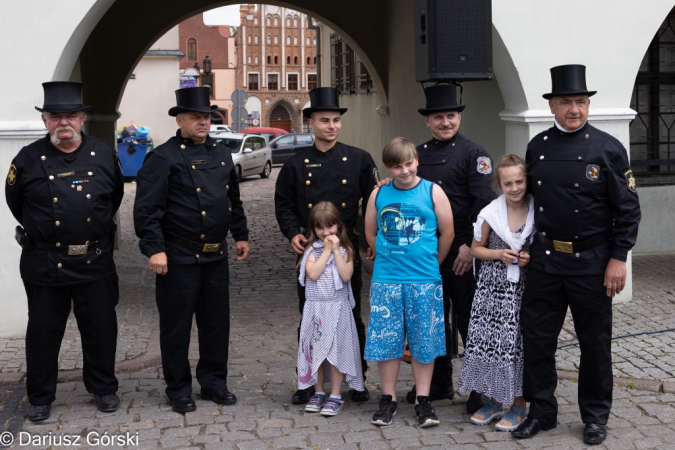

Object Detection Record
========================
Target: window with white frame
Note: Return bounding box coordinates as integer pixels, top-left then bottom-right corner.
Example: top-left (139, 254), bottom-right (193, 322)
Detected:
top-left (274, 35), bottom-right (278, 44)
top-left (293, 36), bottom-right (298, 46)
top-left (267, 73), bottom-right (279, 90)
top-left (288, 73), bottom-right (298, 90)
top-left (266, 16), bottom-right (271, 26)
top-left (254, 35), bottom-right (258, 44)
top-left (307, 73), bottom-right (317, 90)
top-left (248, 73), bottom-right (259, 90)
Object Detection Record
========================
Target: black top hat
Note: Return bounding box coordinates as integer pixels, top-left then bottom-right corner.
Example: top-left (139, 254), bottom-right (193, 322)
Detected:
top-left (543, 64), bottom-right (597, 100)
top-left (418, 83), bottom-right (465, 115)
top-left (35, 82), bottom-right (92, 113)
top-left (303, 87), bottom-right (348, 118)
top-left (168, 87), bottom-right (218, 116)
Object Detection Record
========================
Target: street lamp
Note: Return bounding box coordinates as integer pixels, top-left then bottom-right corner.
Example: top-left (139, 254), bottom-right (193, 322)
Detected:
top-left (203, 56), bottom-right (212, 75)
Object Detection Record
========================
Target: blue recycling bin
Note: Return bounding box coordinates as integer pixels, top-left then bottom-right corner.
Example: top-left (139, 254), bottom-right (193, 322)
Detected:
top-left (117, 137), bottom-right (151, 178)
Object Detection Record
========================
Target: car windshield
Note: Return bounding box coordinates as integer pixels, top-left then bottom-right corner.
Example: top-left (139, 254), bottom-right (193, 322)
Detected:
top-left (215, 138), bottom-right (242, 153)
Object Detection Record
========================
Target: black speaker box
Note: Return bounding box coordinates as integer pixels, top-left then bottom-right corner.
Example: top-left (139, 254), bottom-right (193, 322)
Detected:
top-left (414, 0), bottom-right (493, 82)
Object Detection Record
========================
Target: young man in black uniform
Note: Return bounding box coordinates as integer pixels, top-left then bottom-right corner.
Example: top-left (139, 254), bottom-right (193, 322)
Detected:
top-left (275, 87), bottom-right (378, 405)
top-left (405, 84), bottom-right (496, 413)
top-left (512, 65), bottom-right (641, 445)
top-left (134, 87), bottom-right (250, 413)
top-left (6, 82), bottom-right (124, 422)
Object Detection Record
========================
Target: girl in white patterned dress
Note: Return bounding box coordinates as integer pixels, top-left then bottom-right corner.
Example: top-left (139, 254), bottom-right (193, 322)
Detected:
top-left (297, 201), bottom-right (364, 417)
top-left (458, 155), bottom-right (535, 431)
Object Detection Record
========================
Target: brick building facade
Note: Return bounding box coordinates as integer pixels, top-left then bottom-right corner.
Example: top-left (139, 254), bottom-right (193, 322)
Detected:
top-left (178, 13), bottom-right (236, 124)
top-left (234, 4), bottom-right (317, 132)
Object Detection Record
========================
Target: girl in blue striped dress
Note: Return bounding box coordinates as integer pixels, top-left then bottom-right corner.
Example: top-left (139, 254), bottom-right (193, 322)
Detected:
top-left (297, 201), bottom-right (364, 417)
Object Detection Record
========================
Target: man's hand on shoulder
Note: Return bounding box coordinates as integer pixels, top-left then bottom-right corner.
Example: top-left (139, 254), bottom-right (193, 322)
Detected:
top-left (149, 252), bottom-right (168, 275)
top-left (604, 258), bottom-right (626, 297)
top-left (291, 234), bottom-right (307, 255)
top-left (375, 177), bottom-right (392, 189)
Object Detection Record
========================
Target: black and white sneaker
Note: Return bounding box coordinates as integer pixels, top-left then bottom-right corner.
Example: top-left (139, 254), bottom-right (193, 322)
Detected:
top-left (371, 395), bottom-right (397, 426)
top-left (415, 396), bottom-right (440, 428)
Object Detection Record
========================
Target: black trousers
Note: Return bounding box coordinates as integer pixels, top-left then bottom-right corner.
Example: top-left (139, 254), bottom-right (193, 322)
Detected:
top-left (24, 274), bottom-right (119, 405)
top-left (156, 260), bottom-right (231, 399)
top-left (521, 268), bottom-right (613, 425)
top-left (297, 235), bottom-right (368, 378)
top-left (430, 247), bottom-right (477, 390)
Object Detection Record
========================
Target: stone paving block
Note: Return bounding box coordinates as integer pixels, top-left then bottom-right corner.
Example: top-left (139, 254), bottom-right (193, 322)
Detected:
top-left (270, 434), bottom-right (308, 448)
top-left (203, 443), bottom-right (235, 450)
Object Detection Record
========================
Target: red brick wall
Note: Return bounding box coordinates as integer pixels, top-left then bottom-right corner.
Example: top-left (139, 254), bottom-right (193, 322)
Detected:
top-left (178, 13), bottom-right (232, 70)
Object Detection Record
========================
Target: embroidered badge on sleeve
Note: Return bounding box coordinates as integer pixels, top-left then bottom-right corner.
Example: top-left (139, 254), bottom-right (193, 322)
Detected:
top-left (624, 169), bottom-right (637, 192)
top-left (476, 157), bottom-right (492, 175)
top-left (6, 164), bottom-right (17, 186)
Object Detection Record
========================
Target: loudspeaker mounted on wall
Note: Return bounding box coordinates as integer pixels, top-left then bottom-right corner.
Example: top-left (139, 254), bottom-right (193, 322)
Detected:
top-left (414, 0), bottom-right (493, 82)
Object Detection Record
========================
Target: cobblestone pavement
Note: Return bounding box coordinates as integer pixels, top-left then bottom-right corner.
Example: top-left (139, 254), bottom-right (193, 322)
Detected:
top-left (0, 168), bottom-right (674, 449)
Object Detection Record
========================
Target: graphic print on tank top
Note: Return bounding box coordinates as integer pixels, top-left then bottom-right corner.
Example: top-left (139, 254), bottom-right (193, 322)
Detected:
top-left (379, 202), bottom-right (426, 254)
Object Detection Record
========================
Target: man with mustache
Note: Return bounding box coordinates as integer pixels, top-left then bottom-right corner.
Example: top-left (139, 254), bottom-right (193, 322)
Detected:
top-left (134, 87), bottom-right (249, 413)
top-left (5, 82), bottom-right (124, 421)
top-left (275, 87), bottom-right (378, 405)
top-left (405, 83), bottom-right (496, 413)
top-left (512, 65), bottom-right (641, 445)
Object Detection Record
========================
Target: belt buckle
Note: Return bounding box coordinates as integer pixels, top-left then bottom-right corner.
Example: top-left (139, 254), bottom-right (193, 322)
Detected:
top-left (202, 243), bottom-right (221, 253)
top-left (68, 244), bottom-right (88, 256)
top-left (553, 240), bottom-right (573, 254)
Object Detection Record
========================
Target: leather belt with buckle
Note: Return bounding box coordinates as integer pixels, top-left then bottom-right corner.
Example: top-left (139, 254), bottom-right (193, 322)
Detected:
top-left (165, 232), bottom-right (224, 253)
top-left (28, 236), bottom-right (110, 255)
top-left (539, 233), bottom-right (609, 254)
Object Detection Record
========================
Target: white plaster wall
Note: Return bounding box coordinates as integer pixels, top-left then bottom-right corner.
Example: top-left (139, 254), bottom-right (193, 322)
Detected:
top-left (633, 186), bottom-right (675, 254)
top-left (118, 58), bottom-right (179, 146)
top-left (118, 27), bottom-right (180, 147)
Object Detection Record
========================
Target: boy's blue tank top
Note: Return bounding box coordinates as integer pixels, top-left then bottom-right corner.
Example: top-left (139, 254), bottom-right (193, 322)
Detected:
top-left (373, 178), bottom-right (441, 283)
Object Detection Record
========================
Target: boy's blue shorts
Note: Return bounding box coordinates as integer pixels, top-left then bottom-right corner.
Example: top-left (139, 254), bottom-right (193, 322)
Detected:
top-left (364, 282), bottom-right (446, 364)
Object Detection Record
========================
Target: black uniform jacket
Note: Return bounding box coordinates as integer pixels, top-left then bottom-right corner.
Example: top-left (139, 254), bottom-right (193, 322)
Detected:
top-left (417, 133), bottom-right (496, 248)
top-left (274, 142), bottom-right (378, 240)
top-left (134, 131), bottom-right (249, 265)
top-left (5, 133), bottom-right (124, 286)
top-left (526, 122), bottom-right (641, 275)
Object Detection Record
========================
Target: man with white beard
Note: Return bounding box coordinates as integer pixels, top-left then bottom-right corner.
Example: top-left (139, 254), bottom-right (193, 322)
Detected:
top-left (5, 82), bottom-right (124, 422)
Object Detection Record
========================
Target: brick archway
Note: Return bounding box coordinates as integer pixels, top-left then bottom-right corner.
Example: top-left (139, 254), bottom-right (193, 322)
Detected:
top-left (265, 99), bottom-right (298, 132)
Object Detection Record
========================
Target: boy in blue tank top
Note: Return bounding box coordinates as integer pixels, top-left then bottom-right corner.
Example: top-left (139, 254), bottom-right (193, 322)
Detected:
top-left (364, 137), bottom-right (455, 428)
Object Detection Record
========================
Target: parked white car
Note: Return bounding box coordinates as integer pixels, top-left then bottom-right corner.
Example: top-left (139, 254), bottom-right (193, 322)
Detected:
top-left (209, 124), bottom-right (232, 134)
top-left (210, 132), bottom-right (272, 179)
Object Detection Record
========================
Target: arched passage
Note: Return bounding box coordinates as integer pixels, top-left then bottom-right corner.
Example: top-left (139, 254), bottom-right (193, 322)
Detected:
top-left (267, 102), bottom-right (293, 131)
top-left (63, 0), bottom-right (390, 148)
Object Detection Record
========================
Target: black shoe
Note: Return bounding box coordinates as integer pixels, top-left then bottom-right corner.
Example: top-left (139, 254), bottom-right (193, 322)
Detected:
top-left (466, 390), bottom-right (487, 414)
top-left (415, 396), bottom-right (440, 428)
top-left (349, 387), bottom-right (370, 402)
top-left (94, 394), bottom-right (120, 413)
top-left (406, 384), bottom-right (455, 404)
top-left (583, 423), bottom-right (607, 445)
top-left (26, 404), bottom-right (51, 422)
top-left (291, 387), bottom-right (315, 405)
top-left (371, 395), bottom-right (397, 426)
top-left (169, 396), bottom-right (196, 413)
top-left (511, 417), bottom-right (556, 439)
top-left (201, 388), bottom-right (237, 405)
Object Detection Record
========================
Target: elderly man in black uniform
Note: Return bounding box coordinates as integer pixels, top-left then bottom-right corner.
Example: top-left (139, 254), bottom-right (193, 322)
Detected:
top-left (275, 87), bottom-right (378, 405)
top-left (5, 82), bottom-right (123, 422)
top-left (134, 87), bottom-right (249, 413)
top-left (511, 65), bottom-right (641, 445)
top-left (403, 84), bottom-right (495, 413)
